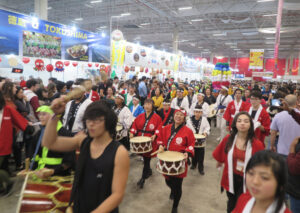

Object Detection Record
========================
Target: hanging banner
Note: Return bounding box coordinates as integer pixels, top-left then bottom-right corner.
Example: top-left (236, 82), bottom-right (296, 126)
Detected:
top-left (249, 49), bottom-right (264, 69)
top-left (110, 30), bottom-right (126, 78)
top-left (0, 9), bottom-right (110, 62)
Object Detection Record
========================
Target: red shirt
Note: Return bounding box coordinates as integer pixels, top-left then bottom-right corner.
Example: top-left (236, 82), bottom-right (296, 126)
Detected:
top-left (233, 146), bottom-right (246, 176)
top-left (233, 192), bottom-right (291, 213)
top-left (223, 101), bottom-right (250, 128)
top-left (0, 106), bottom-right (28, 156)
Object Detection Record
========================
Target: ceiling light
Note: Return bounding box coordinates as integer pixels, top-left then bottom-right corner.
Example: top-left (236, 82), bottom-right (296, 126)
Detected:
top-left (98, 26), bottom-right (107, 29)
top-left (257, 0), bottom-right (275, 2)
top-left (74, 17), bottom-right (83, 21)
top-left (191, 19), bottom-right (203, 22)
top-left (213, 33), bottom-right (226, 36)
top-left (90, 0), bottom-right (102, 3)
top-left (263, 14), bottom-right (277, 17)
top-left (121, 13), bottom-right (131, 16)
top-left (47, 7), bottom-right (52, 10)
top-left (178, 6), bottom-right (192, 11)
top-left (140, 23), bottom-right (150, 26)
top-left (71, 26), bottom-right (77, 31)
top-left (242, 32), bottom-right (259, 36)
top-left (216, 56), bottom-right (224, 59)
top-left (265, 37), bottom-right (275, 39)
top-left (101, 32), bottom-right (106, 38)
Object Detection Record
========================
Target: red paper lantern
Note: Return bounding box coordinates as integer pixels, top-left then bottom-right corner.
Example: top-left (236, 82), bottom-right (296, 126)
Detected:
top-left (105, 65), bottom-right (111, 73)
top-left (145, 68), bottom-right (148, 73)
top-left (167, 70), bottom-right (171, 75)
top-left (95, 63), bottom-right (99, 67)
top-left (72, 62), bottom-right (78, 67)
top-left (140, 67), bottom-right (144, 72)
top-left (22, 57), bottom-right (30, 64)
top-left (88, 63), bottom-right (92, 67)
top-left (34, 59), bottom-right (45, 71)
top-left (46, 64), bottom-right (54, 72)
top-left (124, 66), bottom-right (130, 73)
top-left (64, 61), bottom-right (70, 66)
top-left (0, 57), bottom-right (1, 63)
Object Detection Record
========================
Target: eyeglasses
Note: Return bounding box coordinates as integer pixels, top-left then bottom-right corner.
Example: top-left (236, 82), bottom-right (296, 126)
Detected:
top-left (86, 118), bottom-right (105, 125)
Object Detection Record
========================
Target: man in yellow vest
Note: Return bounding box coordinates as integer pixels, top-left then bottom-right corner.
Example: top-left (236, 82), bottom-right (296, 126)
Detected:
top-left (29, 105), bottom-right (75, 178)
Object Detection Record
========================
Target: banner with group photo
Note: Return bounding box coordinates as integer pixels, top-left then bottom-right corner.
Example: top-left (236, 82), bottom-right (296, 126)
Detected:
top-left (249, 49), bottom-right (264, 69)
top-left (0, 9), bottom-right (110, 63)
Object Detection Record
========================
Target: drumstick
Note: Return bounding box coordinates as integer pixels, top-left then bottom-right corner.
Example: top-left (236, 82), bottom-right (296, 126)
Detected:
top-left (63, 86), bottom-right (86, 102)
top-left (151, 150), bottom-right (161, 156)
top-left (16, 158), bottom-right (30, 213)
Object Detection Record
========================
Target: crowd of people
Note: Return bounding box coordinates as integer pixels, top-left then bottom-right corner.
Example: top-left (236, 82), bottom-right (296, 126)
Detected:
top-left (0, 74), bottom-right (299, 213)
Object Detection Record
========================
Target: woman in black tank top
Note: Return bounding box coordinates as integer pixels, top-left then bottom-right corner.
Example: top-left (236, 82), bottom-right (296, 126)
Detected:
top-left (42, 100), bottom-right (130, 213)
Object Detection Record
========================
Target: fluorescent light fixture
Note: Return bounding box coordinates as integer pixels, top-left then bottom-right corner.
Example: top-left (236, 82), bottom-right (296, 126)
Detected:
top-left (90, 0), bottom-right (102, 3)
top-left (74, 17), bottom-right (83, 21)
top-left (140, 23), bottom-right (150, 26)
top-left (265, 37), bottom-right (275, 39)
top-left (242, 32), bottom-right (259, 36)
top-left (98, 26), bottom-right (107, 29)
top-left (213, 33), bottom-right (226, 36)
top-left (257, 0), bottom-right (275, 2)
top-left (263, 14), bottom-right (277, 17)
top-left (216, 56), bottom-right (224, 59)
top-left (191, 19), bottom-right (203, 22)
top-left (266, 41), bottom-right (275, 44)
top-left (178, 6), bottom-right (192, 10)
top-left (47, 7), bottom-right (52, 10)
top-left (121, 13), bottom-right (131, 16)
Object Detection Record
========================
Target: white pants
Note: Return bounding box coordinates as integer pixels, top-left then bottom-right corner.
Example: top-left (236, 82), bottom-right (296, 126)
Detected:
top-left (217, 115), bottom-right (227, 140)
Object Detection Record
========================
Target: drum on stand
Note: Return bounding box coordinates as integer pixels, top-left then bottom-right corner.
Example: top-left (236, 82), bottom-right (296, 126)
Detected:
top-left (194, 134), bottom-right (206, 148)
top-left (130, 136), bottom-right (152, 154)
top-left (116, 124), bottom-right (124, 141)
top-left (156, 151), bottom-right (185, 176)
top-left (18, 176), bottom-right (73, 213)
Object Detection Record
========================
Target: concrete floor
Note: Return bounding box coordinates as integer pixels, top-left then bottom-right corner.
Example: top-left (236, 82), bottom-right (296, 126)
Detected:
top-left (0, 127), bottom-right (227, 213)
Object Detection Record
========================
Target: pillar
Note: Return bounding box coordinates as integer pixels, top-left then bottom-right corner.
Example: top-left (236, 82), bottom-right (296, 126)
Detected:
top-left (298, 52), bottom-right (300, 76)
top-left (285, 57), bottom-right (289, 75)
top-left (289, 53), bottom-right (294, 75)
top-left (35, 0), bottom-right (48, 20)
top-left (210, 53), bottom-right (214, 64)
top-left (172, 27), bottom-right (179, 54)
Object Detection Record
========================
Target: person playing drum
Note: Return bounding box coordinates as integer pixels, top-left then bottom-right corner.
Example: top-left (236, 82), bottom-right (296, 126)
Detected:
top-left (157, 99), bottom-right (175, 127)
top-left (186, 105), bottom-right (210, 175)
top-left (42, 100), bottom-right (130, 213)
top-left (156, 109), bottom-right (195, 213)
top-left (130, 98), bottom-right (162, 189)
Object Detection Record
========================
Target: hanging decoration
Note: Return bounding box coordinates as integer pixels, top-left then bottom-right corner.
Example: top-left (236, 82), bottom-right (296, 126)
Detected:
top-left (88, 63), bottom-right (92, 67)
top-left (46, 64), bottom-right (54, 72)
top-left (167, 70), bottom-right (171, 75)
top-left (34, 59), bottom-right (45, 71)
top-left (22, 57), bottom-right (30, 64)
top-left (64, 61), bottom-right (70, 66)
top-left (100, 65), bottom-right (106, 72)
top-left (130, 66), bottom-right (135, 71)
top-left (72, 62), bottom-right (78, 67)
top-left (211, 63), bottom-right (231, 89)
top-left (160, 69), bottom-right (163, 74)
top-left (95, 63), bottom-right (99, 67)
top-left (55, 61), bottom-right (64, 72)
top-left (0, 57), bottom-right (1, 63)
top-left (124, 66), bottom-right (130, 73)
top-left (105, 65), bottom-right (111, 73)
top-left (140, 67), bottom-right (144, 72)
top-left (145, 68), bottom-right (148, 73)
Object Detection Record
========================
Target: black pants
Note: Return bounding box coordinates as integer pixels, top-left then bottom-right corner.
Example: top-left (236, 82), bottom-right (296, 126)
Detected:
top-left (13, 140), bottom-right (24, 168)
top-left (226, 174), bottom-right (244, 213)
top-left (140, 97), bottom-right (147, 106)
top-left (192, 147), bottom-right (205, 172)
top-left (165, 177), bottom-right (183, 209)
top-left (142, 156), bottom-right (151, 179)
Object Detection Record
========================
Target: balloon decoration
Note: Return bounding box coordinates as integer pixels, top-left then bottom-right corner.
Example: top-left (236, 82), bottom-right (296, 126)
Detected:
top-left (105, 65), bottom-right (111, 73)
top-left (211, 63), bottom-right (231, 89)
top-left (64, 61), bottom-right (70, 66)
top-left (100, 65), bottom-right (106, 72)
top-left (124, 66), bottom-right (130, 73)
top-left (55, 61), bottom-right (64, 72)
top-left (22, 57), bottom-right (30, 64)
top-left (46, 64), bottom-right (54, 72)
top-left (34, 59), bottom-right (45, 71)
top-left (145, 68), bottom-right (149, 73)
top-left (95, 63), bottom-right (99, 67)
top-left (72, 62), bottom-right (78, 67)
top-left (88, 63), bottom-right (92, 67)
top-left (8, 57), bottom-right (18, 67)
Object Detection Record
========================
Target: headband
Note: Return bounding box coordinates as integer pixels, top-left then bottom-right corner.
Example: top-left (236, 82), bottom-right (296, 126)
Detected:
top-left (116, 94), bottom-right (125, 100)
top-left (36, 105), bottom-right (53, 114)
top-left (175, 109), bottom-right (187, 117)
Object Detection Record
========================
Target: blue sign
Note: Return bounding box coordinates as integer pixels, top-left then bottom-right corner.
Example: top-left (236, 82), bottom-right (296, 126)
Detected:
top-left (0, 9), bottom-right (109, 62)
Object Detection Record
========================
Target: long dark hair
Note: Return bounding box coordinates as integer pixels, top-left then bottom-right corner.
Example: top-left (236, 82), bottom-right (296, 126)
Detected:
top-left (2, 82), bottom-right (15, 101)
top-left (82, 100), bottom-right (118, 140)
top-left (0, 91), bottom-right (5, 110)
top-left (225, 111), bottom-right (255, 153)
top-left (246, 150), bottom-right (287, 213)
